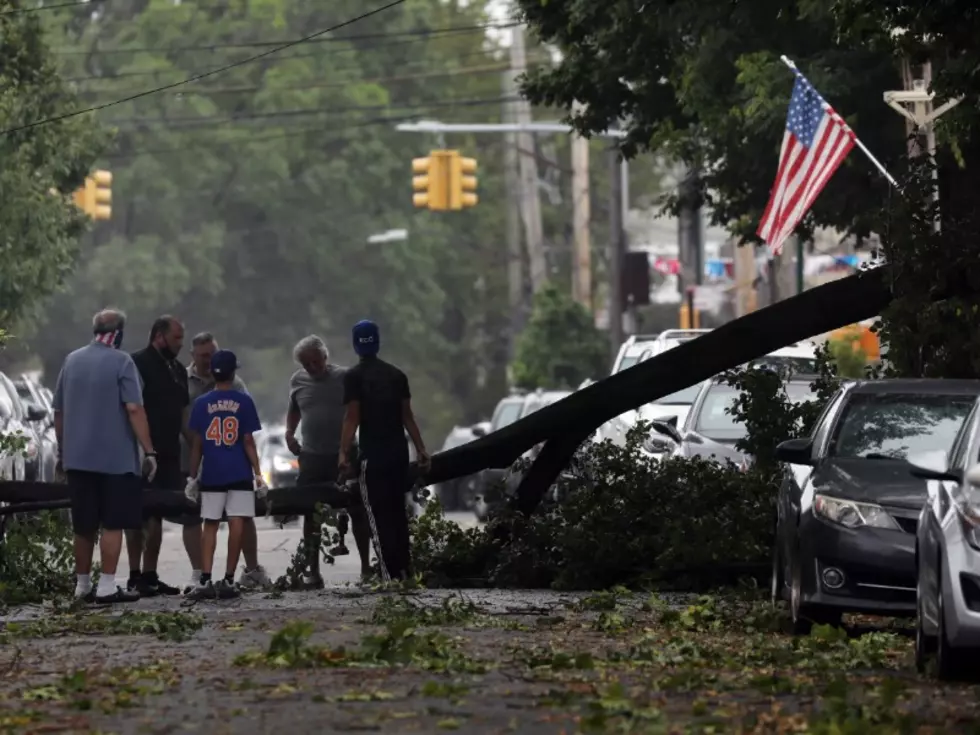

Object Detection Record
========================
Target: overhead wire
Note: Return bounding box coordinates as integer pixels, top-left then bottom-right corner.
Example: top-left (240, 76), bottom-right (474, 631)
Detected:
top-left (0, 0), bottom-right (89, 14)
top-left (60, 32), bottom-right (508, 83)
top-left (0, 0), bottom-right (408, 135)
top-left (103, 96), bottom-right (518, 128)
top-left (50, 21), bottom-right (518, 55)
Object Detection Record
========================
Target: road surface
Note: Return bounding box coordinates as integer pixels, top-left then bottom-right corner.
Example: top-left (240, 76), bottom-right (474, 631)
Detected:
top-left (128, 511), bottom-right (480, 587)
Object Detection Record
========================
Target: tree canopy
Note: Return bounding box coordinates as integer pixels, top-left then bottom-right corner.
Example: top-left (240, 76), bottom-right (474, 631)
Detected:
top-left (514, 0), bottom-right (908, 242)
top-left (0, 0), bottom-right (106, 325)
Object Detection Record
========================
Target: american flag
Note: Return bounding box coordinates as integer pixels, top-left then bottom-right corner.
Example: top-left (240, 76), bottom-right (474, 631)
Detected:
top-left (757, 73), bottom-right (856, 255)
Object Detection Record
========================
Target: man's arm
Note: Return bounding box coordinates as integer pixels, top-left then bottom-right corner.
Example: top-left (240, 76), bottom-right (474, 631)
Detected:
top-left (284, 387), bottom-right (301, 454)
top-left (399, 373), bottom-right (427, 458)
top-left (188, 433), bottom-right (203, 479)
top-left (340, 370), bottom-right (361, 462)
top-left (120, 358), bottom-right (155, 455)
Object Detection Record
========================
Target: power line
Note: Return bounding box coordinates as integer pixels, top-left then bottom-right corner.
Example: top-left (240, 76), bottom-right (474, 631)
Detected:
top-left (105, 96), bottom-right (517, 128)
top-left (51, 21), bottom-right (517, 55)
top-left (1, 0), bottom-right (89, 14)
top-left (73, 63), bottom-right (508, 99)
top-left (0, 0), bottom-right (407, 136)
top-left (61, 33), bottom-right (509, 83)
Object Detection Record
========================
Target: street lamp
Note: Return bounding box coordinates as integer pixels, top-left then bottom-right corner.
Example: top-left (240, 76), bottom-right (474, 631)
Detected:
top-left (367, 229), bottom-right (408, 244)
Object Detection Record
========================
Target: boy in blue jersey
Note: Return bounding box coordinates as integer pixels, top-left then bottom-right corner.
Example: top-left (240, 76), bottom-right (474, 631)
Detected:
top-left (184, 350), bottom-right (266, 600)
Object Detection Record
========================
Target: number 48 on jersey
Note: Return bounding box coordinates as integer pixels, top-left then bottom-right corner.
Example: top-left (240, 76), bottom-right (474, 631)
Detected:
top-left (206, 416), bottom-right (239, 446)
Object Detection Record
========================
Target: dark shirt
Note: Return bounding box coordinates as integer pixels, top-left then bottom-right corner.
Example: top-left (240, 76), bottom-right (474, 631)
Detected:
top-left (132, 346), bottom-right (189, 461)
top-left (343, 356), bottom-right (409, 463)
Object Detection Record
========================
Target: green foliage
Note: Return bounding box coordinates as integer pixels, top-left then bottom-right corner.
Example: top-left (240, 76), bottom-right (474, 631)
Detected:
top-left (510, 282), bottom-right (607, 390)
top-left (0, 1), bottom-right (107, 324)
top-left (412, 423), bottom-right (778, 591)
top-left (514, 0), bottom-right (906, 242)
top-left (869, 158), bottom-right (980, 379)
top-left (828, 338), bottom-right (868, 379)
top-left (0, 512), bottom-right (74, 607)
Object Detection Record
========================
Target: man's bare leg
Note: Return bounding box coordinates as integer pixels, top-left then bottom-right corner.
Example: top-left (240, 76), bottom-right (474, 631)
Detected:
top-left (226, 517), bottom-right (245, 579)
top-left (124, 528), bottom-right (144, 576)
top-left (100, 529), bottom-right (123, 575)
top-left (74, 534), bottom-right (96, 575)
top-left (242, 518), bottom-right (258, 569)
top-left (141, 517), bottom-right (163, 572)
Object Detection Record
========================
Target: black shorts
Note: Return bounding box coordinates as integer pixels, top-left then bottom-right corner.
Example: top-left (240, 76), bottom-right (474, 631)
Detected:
top-left (145, 457), bottom-right (199, 526)
top-left (68, 470), bottom-right (143, 535)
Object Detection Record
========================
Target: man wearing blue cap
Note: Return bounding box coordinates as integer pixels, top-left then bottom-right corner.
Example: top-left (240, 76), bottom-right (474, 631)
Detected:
top-left (184, 349), bottom-right (267, 600)
top-left (339, 320), bottom-right (430, 581)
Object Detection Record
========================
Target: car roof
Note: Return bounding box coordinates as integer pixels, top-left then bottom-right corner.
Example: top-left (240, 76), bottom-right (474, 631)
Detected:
top-left (847, 379), bottom-right (980, 395)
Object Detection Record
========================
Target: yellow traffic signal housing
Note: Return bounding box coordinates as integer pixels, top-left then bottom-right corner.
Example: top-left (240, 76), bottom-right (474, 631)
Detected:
top-left (412, 153), bottom-right (450, 211)
top-left (72, 169), bottom-right (112, 220)
top-left (449, 154), bottom-right (478, 210)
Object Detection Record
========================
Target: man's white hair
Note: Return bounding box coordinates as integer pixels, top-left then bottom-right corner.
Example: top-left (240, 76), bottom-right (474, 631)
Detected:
top-left (293, 335), bottom-right (329, 362)
top-left (92, 307), bottom-right (126, 334)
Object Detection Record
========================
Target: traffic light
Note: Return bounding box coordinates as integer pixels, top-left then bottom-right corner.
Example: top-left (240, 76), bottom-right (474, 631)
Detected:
top-left (72, 169), bottom-right (112, 220)
top-left (449, 153), bottom-right (477, 209)
top-left (412, 150), bottom-right (477, 211)
top-left (412, 152), bottom-right (449, 211)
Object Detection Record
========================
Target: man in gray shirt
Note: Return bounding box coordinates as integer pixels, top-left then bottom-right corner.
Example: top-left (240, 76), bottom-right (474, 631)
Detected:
top-left (53, 308), bottom-right (157, 605)
top-left (286, 335), bottom-right (369, 587)
top-left (182, 331), bottom-right (270, 591)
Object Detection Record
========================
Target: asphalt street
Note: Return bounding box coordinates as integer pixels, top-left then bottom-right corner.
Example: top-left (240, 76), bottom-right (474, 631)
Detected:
top-left (125, 511), bottom-right (481, 587)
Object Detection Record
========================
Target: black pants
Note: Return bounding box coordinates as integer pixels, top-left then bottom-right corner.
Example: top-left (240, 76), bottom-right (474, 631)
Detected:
top-left (361, 456), bottom-right (411, 580)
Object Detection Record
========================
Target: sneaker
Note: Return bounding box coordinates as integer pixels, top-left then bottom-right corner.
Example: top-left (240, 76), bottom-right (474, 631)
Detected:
top-left (238, 565), bottom-right (272, 591)
top-left (136, 573), bottom-right (180, 597)
top-left (95, 586), bottom-right (140, 605)
top-left (217, 579), bottom-right (241, 599)
top-left (185, 581), bottom-right (218, 601)
top-left (329, 543), bottom-right (350, 556)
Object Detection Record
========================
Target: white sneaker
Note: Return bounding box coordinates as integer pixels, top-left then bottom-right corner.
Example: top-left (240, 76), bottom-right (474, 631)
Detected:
top-left (238, 565), bottom-right (272, 590)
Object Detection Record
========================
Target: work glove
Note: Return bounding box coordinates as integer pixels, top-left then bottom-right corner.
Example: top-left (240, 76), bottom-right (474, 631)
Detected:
top-left (142, 453), bottom-right (158, 483)
top-left (184, 476), bottom-right (200, 503)
top-left (253, 474), bottom-right (268, 499)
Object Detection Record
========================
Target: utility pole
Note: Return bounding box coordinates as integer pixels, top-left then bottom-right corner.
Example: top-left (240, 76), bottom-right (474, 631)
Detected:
top-left (501, 71), bottom-right (526, 353)
top-left (570, 101), bottom-right (591, 309)
top-left (884, 58), bottom-right (961, 230)
top-left (510, 25), bottom-right (547, 291)
top-left (608, 144), bottom-right (625, 359)
top-left (676, 163), bottom-right (703, 297)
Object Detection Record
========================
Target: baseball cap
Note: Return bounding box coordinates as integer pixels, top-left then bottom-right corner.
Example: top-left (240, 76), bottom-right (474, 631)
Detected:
top-left (352, 320), bottom-right (380, 356)
top-left (211, 349), bottom-right (238, 379)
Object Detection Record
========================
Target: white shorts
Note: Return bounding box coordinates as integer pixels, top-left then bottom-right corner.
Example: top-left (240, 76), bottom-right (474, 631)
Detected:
top-left (200, 489), bottom-right (255, 521)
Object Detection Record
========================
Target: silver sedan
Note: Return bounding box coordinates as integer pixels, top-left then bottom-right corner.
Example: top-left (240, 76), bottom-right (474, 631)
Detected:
top-left (910, 399), bottom-right (980, 680)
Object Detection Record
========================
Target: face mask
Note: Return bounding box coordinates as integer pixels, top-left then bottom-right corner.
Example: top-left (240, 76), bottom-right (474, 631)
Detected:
top-left (94, 330), bottom-right (123, 349)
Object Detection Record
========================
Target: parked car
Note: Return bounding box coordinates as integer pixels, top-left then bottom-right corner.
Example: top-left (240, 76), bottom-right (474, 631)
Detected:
top-left (474, 389), bottom-right (571, 521)
top-left (745, 341), bottom-right (820, 375)
top-left (435, 422), bottom-right (489, 511)
top-left (908, 397), bottom-right (980, 679)
top-left (13, 376), bottom-right (58, 482)
top-left (772, 379), bottom-right (980, 633)
top-left (0, 372), bottom-right (31, 481)
top-left (647, 375), bottom-right (816, 464)
top-left (611, 333), bottom-right (662, 374)
top-left (258, 425), bottom-right (299, 490)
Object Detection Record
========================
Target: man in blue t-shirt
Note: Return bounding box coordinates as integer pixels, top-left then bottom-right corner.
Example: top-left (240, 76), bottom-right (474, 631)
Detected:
top-left (184, 349), bottom-right (266, 600)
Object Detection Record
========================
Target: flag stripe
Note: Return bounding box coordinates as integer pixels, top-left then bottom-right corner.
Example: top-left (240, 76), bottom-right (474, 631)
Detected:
top-left (756, 73), bottom-right (856, 256)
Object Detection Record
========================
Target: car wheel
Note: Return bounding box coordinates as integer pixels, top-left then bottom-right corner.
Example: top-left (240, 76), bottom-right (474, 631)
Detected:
top-left (915, 575), bottom-right (936, 674)
top-left (936, 572), bottom-right (972, 681)
top-left (789, 553), bottom-right (842, 635)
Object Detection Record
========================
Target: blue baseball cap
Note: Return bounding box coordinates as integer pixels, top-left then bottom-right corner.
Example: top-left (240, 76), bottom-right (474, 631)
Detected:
top-left (352, 320), bottom-right (380, 356)
top-left (211, 349), bottom-right (238, 379)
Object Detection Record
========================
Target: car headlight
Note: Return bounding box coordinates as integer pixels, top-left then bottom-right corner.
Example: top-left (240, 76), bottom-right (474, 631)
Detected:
top-left (272, 454), bottom-right (296, 472)
top-left (813, 493), bottom-right (901, 530)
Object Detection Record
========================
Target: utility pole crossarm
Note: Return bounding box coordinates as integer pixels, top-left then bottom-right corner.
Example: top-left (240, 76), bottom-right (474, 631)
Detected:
top-left (396, 121), bottom-right (628, 138)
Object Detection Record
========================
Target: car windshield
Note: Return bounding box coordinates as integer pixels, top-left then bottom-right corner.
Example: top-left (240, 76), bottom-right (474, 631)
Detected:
top-left (616, 356), bottom-right (640, 373)
top-left (695, 382), bottom-right (816, 442)
top-left (13, 383), bottom-right (31, 401)
top-left (493, 400), bottom-right (524, 430)
top-left (830, 392), bottom-right (975, 460)
top-left (652, 383), bottom-right (703, 406)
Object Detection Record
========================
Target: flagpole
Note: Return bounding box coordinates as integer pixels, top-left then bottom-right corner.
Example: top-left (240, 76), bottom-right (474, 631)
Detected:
top-left (779, 55), bottom-right (899, 189)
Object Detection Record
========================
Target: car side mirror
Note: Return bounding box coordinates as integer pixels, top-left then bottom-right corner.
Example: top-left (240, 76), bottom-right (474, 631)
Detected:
top-left (471, 425), bottom-right (487, 437)
top-left (26, 404), bottom-right (48, 422)
top-left (908, 450), bottom-right (959, 482)
top-left (663, 414), bottom-right (678, 428)
top-left (775, 437), bottom-right (815, 466)
top-left (964, 463), bottom-right (980, 486)
top-left (651, 421), bottom-right (683, 444)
